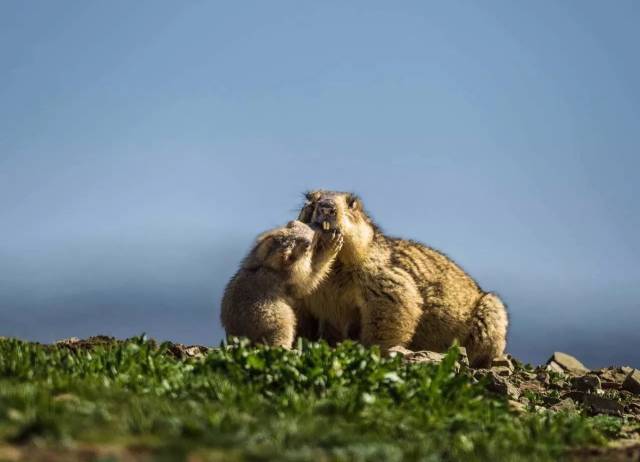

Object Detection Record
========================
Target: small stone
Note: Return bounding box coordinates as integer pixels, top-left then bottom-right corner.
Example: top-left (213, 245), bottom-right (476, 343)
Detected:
top-left (7, 409), bottom-right (23, 421)
top-left (552, 398), bottom-right (577, 412)
top-left (548, 352), bottom-right (589, 375)
top-left (53, 393), bottom-right (79, 403)
top-left (583, 394), bottom-right (625, 416)
top-left (571, 375), bottom-right (602, 392)
top-left (622, 369), bottom-right (640, 395)
top-left (457, 347), bottom-right (469, 367)
top-left (184, 346), bottom-right (207, 358)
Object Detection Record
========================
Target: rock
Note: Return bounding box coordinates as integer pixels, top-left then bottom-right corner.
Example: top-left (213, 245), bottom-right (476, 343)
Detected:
top-left (622, 369), bottom-right (640, 395)
top-left (457, 347), bottom-right (469, 367)
top-left (492, 355), bottom-right (514, 370)
top-left (571, 375), bottom-right (602, 392)
top-left (601, 381), bottom-right (622, 390)
top-left (492, 366), bottom-right (513, 377)
top-left (53, 393), bottom-right (80, 403)
top-left (388, 345), bottom-right (413, 357)
top-left (508, 400), bottom-right (527, 413)
top-left (536, 371), bottom-right (550, 384)
top-left (55, 335), bottom-right (118, 352)
top-left (168, 343), bottom-right (210, 359)
top-left (552, 398), bottom-right (577, 412)
top-left (546, 361), bottom-right (565, 374)
top-left (491, 356), bottom-right (514, 376)
top-left (485, 372), bottom-right (520, 400)
top-left (519, 370), bottom-right (536, 380)
top-left (409, 350), bottom-right (447, 364)
top-left (596, 367), bottom-right (629, 385)
top-left (388, 346), bottom-right (446, 364)
top-left (519, 381), bottom-right (546, 397)
top-left (562, 391), bottom-right (586, 402)
top-left (184, 346), bottom-right (207, 358)
top-left (7, 409), bottom-right (23, 421)
top-left (583, 394), bottom-right (625, 416)
top-left (627, 402), bottom-right (640, 415)
top-left (548, 352), bottom-right (589, 375)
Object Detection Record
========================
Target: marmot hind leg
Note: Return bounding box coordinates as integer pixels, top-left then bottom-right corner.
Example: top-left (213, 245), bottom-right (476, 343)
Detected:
top-left (227, 299), bottom-right (297, 349)
top-left (465, 293), bottom-right (508, 368)
top-left (360, 271), bottom-right (424, 352)
top-left (258, 299), bottom-right (297, 348)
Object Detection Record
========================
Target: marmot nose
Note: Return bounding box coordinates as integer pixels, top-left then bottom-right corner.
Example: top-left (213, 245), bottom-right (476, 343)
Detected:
top-left (318, 201), bottom-right (336, 217)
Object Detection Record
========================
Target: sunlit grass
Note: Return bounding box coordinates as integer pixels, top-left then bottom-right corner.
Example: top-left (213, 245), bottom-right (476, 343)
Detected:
top-left (0, 336), bottom-right (615, 461)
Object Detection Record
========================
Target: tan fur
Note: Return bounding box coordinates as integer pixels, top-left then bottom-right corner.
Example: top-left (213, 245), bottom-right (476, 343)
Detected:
top-left (221, 220), bottom-right (342, 348)
top-left (298, 190), bottom-right (508, 367)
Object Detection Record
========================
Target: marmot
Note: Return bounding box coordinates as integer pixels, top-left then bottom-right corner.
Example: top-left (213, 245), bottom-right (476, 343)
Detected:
top-left (221, 220), bottom-right (343, 348)
top-left (297, 190), bottom-right (508, 367)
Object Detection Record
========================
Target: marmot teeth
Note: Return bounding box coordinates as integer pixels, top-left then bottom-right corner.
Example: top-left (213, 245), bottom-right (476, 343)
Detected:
top-left (323, 221), bottom-right (330, 231)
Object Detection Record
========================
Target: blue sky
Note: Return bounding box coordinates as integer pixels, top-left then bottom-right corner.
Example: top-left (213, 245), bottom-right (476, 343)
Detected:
top-left (1, 1), bottom-right (638, 366)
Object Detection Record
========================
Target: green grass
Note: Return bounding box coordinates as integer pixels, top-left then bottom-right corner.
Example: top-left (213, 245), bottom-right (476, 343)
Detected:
top-left (0, 336), bottom-right (618, 461)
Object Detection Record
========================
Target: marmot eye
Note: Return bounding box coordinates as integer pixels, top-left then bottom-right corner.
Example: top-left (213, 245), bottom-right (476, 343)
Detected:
top-left (301, 240), bottom-right (311, 249)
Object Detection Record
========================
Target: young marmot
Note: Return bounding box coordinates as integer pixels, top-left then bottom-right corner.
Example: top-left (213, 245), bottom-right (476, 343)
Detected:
top-left (220, 220), bottom-right (343, 348)
top-left (298, 190), bottom-right (508, 367)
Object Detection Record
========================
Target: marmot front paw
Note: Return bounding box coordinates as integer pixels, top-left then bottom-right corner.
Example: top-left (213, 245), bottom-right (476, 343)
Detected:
top-left (319, 229), bottom-right (343, 253)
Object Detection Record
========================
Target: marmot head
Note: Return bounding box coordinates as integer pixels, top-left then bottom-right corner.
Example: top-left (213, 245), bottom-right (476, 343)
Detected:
top-left (298, 190), bottom-right (376, 263)
top-left (244, 220), bottom-right (315, 273)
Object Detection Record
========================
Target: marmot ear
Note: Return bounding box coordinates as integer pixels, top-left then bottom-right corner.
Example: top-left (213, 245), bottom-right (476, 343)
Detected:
top-left (254, 234), bottom-right (277, 260)
top-left (255, 229), bottom-right (278, 248)
top-left (305, 190), bottom-right (323, 202)
top-left (347, 194), bottom-right (361, 211)
top-left (299, 192), bottom-right (315, 222)
top-left (243, 233), bottom-right (276, 270)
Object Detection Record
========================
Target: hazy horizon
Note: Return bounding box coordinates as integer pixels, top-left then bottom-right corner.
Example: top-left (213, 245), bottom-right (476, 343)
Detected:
top-left (1, 1), bottom-right (639, 367)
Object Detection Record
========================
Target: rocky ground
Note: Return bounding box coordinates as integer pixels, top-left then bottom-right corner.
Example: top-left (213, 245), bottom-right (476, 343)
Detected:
top-left (389, 345), bottom-right (640, 461)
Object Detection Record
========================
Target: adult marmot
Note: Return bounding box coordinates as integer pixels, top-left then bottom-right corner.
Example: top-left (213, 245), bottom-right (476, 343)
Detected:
top-left (298, 190), bottom-right (508, 367)
top-left (221, 220), bottom-right (342, 348)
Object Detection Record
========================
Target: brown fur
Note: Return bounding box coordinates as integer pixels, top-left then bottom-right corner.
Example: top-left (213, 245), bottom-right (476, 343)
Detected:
top-left (220, 220), bottom-right (342, 348)
top-left (297, 190), bottom-right (508, 367)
